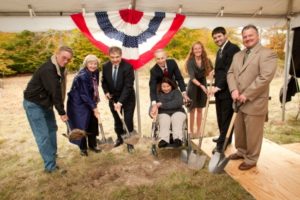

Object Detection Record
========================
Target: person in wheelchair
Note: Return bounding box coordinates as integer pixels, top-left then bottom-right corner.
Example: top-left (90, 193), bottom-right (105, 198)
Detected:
top-left (150, 77), bottom-right (186, 148)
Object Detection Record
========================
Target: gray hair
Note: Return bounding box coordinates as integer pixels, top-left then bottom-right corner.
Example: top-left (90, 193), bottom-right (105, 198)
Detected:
top-left (57, 46), bottom-right (73, 56)
top-left (109, 46), bottom-right (122, 55)
top-left (242, 24), bottom-right (259, 34)
top-left (82, 54), bottom-right (99, 68)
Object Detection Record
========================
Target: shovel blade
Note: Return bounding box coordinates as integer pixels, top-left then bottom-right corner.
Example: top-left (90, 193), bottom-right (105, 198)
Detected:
top-left (208, 152), bottom-right (229, 174)
top-left (107, 137), bottom-right (114, 144)
top-left (180, 149), bottom-right (188, 163)
top-left (99, 143), bottom-right (114, 151)
top-left (187, 152), bottom-right (206, 170)
top-left (123, 133), bottom-right (140, 145)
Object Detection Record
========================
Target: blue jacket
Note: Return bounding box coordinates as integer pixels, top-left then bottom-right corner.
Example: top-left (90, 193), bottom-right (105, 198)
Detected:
top-left (67, 68), bottom-right (99, 130)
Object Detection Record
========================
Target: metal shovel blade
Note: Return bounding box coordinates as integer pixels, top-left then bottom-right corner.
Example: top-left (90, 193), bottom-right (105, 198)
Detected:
top-left (123, 131), bottom-right (140, 145)
top-left (208, 152), bottom-right (229, 174)
top-left (98, 137), bottom-right (114, 151)
top-left (187, 151), bottom-right (207, 170)
top-left (181, 149), bottom-right (188, 163)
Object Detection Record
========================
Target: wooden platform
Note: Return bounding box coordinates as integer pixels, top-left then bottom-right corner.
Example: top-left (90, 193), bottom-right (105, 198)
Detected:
top-left (282, 143), bottom-right (300, 155)
top-left (192, 137), bottom-right (300, 200)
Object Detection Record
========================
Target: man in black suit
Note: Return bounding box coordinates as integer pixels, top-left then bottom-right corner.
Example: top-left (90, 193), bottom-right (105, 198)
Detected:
top-left (211, 27), bottom-right (240, 153)
top-left (149, 49), bottom-right (188, 116)
top-left (101, 46), bottom-right (135, 149)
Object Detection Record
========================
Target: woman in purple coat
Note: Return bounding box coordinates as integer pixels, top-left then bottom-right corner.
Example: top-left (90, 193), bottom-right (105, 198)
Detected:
top-left (67, 55), bottom-right (101, 156)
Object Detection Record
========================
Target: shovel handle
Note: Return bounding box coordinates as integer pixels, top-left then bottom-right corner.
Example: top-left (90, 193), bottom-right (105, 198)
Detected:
top-left (197, 75), bottom-right (214, 147)
top-left (116, 110), bottom-right (130, 135)
top-left (94, 110), bottom-right (107, 142)
top-left (150, 116), bottom-right (157, 137)
top-left (65, 121), bottom-right (71, 136)
top-left (222, 102), bottom-right (242, 152)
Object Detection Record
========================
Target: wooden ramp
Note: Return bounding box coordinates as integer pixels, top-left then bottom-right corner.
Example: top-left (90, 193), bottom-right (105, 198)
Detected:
top-left (192, 137), bottom-right (300, 200)
top-left (282, 143), bottom-right (300, 155)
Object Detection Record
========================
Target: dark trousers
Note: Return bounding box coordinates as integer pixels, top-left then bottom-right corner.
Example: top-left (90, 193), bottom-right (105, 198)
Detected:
top-left (109, 94), bottom-right (136, 140)
top-left (215, 97), bottom-right (234, 148)
top-left (80, 114), bottom-right (99, 150)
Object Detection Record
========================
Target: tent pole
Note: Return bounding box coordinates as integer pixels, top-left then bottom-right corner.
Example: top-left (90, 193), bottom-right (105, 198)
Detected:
top-left (134, 70), bottom-right (142, 135)
top-left (282, 17), bottom-right (294, 121)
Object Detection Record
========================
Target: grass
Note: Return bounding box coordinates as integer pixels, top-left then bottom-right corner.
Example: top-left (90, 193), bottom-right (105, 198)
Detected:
top-left (265, 116), bottom-right (300, 144)
top-left (1, 75), bottom-right (299, 200)
top-left (0, 145), bottom-right (254, 200)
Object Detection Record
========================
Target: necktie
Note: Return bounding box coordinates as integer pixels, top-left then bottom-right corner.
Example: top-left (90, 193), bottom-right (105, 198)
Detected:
top-left (92, 76), bottom-right (100, 102)
top-left (163, 67), bottom-right (169, 77)
top-left (243, 49), bottom-right (251, 64)
top-left (112, 65), bottom-right (118, 87)
top-left (218, 48), bottom-right (222, 58)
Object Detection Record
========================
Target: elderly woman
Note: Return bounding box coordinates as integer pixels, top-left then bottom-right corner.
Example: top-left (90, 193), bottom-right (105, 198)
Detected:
top-left (67, 54), bottom-right (101, 156)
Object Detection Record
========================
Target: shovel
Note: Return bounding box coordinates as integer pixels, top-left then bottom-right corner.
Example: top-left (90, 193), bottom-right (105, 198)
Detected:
top-left (208, 103), bottom-right (241, 174)
top-left (150, 116), bottom-right (158, 157)
top-left (96, 115), bottom-right (114, 151)
top-left (116, 110), bottom-right (140, 146)
top-left (63, 121), bottom-right (87, 141)
top-left (181, 76), bottom-right (214, 169)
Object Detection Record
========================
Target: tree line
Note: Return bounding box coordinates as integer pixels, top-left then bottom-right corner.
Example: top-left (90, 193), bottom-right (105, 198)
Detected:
top-left (0, 27), bottom-right (285, 76)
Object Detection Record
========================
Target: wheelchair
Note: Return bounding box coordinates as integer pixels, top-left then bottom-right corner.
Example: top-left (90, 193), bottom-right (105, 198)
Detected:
top-left (150, 111), bottom-right (189, 157)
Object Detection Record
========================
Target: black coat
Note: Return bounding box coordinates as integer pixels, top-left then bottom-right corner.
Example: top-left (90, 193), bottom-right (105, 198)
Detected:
top-left (149, 59), bottom-right (186, 101)
top-left (214, 41), bottom-right (240, 99)
top-left (67, 68), bottom-right (99, 130)
top-left (101, 60), bottom-right (135, 104)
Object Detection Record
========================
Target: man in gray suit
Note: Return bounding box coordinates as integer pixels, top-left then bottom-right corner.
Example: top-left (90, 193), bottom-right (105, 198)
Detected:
top-left (227, 24), bottom-right (277, 170)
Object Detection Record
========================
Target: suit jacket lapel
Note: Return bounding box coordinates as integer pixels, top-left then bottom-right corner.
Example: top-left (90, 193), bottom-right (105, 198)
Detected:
top-left (239, 44), bottom-right (262, 75)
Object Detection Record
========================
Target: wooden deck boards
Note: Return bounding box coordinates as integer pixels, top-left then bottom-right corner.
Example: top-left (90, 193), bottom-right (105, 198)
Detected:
top-left (192, 137), bottom-right (300, 200)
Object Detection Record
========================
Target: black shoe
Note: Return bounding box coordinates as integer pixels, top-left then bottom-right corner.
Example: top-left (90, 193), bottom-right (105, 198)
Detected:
top-left (212, 137), bottom-right (220, 143)
top-left (127, 144), bottom-right (135, 153)
top-left (212, 146), bottom-right (222, 154)
top-left (173, 139), bottom-right (182, 148)
top-left (114, 138), bottom-right (124, 147)
top-left (80, 150), bottom-right (88, 156)
top-left (44, 166), bottom-right (67, 175)
top-left (89, 146), bottom-right (101, 153)
top-left (158, 140), bottom-right (168, 148)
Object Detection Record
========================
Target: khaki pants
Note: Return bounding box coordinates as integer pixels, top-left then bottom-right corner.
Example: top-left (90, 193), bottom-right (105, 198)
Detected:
top-left (234, 111), bottom-right (266, 165)
top-left (158, 112), bottom-right (186, 143)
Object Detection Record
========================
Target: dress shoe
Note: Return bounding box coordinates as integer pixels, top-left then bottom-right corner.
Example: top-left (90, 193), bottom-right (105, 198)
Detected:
top-left (89, 146), bottom-right (101, 153)
top-left (158, 140), bottom-right (168, 148)
top-left (238, 162), bottom-right (256, 170)
top-left (114, 138), bottom-right (124, 147)
top-left (212, 137), bottom-right (220, 143)
top-left (212, 146), bottom-right (222, 154)
top-left (172, 139), bottom-right (182, 148)
top-left (80, 150), bottom-right (88, 156)
top-left (127, 144), bottom-right (135, 153)
top-left (229, 153), bottom-right (243, 160)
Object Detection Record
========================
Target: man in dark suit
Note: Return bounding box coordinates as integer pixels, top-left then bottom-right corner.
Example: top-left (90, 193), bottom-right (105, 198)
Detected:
top-left (101, 46), bottom-right (135, 149)
top-left (149, 49), bottom-right (188, 116)
top-left (211, 27), bottom-right (240, 153)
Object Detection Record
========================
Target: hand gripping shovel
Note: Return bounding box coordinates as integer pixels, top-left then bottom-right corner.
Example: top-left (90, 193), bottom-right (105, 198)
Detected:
top-left (116, 110), bottom-right (140, 150)
top-left (96, 115), bottom-right (114, 151)
top-left (208, 103), bottom-right (241, 174)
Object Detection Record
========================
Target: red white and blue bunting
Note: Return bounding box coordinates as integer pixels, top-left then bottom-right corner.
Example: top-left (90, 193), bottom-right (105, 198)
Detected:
top-left (71, 9), bottom-right (185, 70)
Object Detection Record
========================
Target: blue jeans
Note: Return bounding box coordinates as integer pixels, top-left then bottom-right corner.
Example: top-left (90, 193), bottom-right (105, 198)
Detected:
top-left (23, 99), bottom-right (58, 172)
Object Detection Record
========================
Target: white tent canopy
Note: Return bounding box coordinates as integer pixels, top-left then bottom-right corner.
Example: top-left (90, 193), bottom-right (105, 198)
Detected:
top-left (0, 0), bottom-right (299, 31)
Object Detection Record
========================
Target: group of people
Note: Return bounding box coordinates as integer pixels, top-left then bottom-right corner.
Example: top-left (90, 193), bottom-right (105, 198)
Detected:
top-left (23, 24), bottom-right (277, 174)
